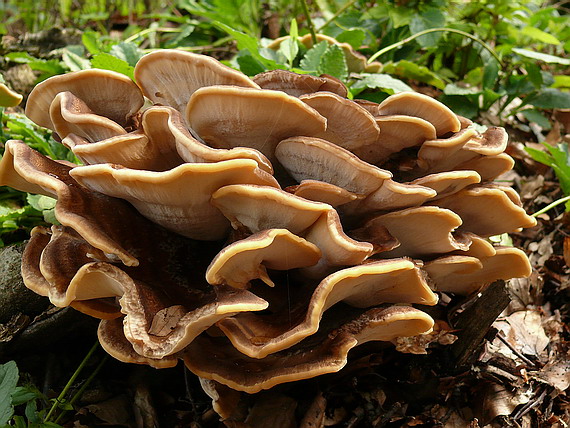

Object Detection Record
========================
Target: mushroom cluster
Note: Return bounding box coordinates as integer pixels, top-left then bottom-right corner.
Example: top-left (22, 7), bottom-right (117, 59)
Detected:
top-left (0, 50), bottom-right (536, 401)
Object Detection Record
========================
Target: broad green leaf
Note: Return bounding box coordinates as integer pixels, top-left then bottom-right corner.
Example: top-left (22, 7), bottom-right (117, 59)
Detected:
top-left (318, 45), bottom-right (348, 81)
top-left (553, 75), bottom-right (570, 88)
top-left (521, 109), bottom-right (552, 130)
top-left (351, 73), bottom-right (412, 95)
top-left (512, 48), bottom-right (570, 65)
top-left (62, 49), bottom-right (91, 72)
top-left (525, 146), bottom-right (553, 167)
top-left (388, 7), bottom-right (414, 28)
top-left (11, 386), bottom-right (42, 406)
top-left (82, 31), bottom-right (101, 54)
top-left (164, 23), bottom-right (195, 49)
top-left (300, 41), bottom-right (328, 72)
top-left (109, 42), bottom-right (144, 67)
top-left (527, 88), bottom-right (570, 109)
top-left (482, 61), bottom-right (499, 90)
top-left (91, 53), bottom-right (134, 80)
top-left (521, 26), bottom-right (561, 45)
top-left (382, 60), bottom-right (446, 89)
top-left (279, 19), bottom-right (299, 67)
top-left (0, 361), bottom-right (18, 425)
top-left (524, 63), bottom-right (543, 88)
top-left (439, 94), bottom-right (479, 118)
top-left (409, 7), bottom-right (446, 47)
top-left (336, 29), bottom-right (366, 49)
top-left (27, 194), bottom-right (56, 211)
top-left (236, 52), bottom-right (266, 76)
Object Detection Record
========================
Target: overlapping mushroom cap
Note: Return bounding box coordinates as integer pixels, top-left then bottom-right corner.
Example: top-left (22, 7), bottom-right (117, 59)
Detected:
top-left (1, 49), bottom-right (535, 404)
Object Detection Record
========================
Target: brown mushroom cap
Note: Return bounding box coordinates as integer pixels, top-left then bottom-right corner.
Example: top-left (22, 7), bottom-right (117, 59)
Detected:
top-left (299, 92), bottom-right (380, 151)
top-left (70, 159), bottom-right (279, 240)
top-left (253, 69), bottom-right (348, 97)
top-left (26, 69), bottom-right (144, 130)
top-left (217, 258), bottom-right (437, 358)
top-left (286, 180), bottom-right (360, 207)
top-left (377, 92), bottom-right (461, 137)
top-left (410, 171), bottom-right (481, 201)
top-left (206, 229), bottom-right (322, 289)
top-left (186, 86), bottom-right (327, 162)
top-left (134, 49), bottom-right (259, 115)
top-left (455, 153), bottom-right (515, 181)
top-left (183, 305), bottom-right (434, 393)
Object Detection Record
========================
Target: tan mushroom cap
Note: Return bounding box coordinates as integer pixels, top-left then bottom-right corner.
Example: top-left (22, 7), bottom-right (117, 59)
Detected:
top-left (50, 91), bottom-right (128, 142)
top-left (425, 247), bottom-right (532, 295)
top-left (286, 180), bottom-right (360, 207)
top-left (377, 92), bottom-right (461, 137)
top-left (186, 86), bottom-right (327, 161)
top-left (70, 159), bottom-right (279, 241)
top-left (0, 83), bottom-right (23, 107)
top-left (352, 206), bottom-right (471, 258)
top-left (183, 305), bottom-right (434, 393)
top-left (275, 136), bottom-right (391, 195)
top-left (299, 92), bottom-right (380, 151)
top-left (99, 318), bottom-right (179, 369)
top-left (134, 49), bottom-right (259, 115)
top-left (26, 68), bottom-right (144, 130)
top-left (211, 185), bottom-right (373, 277)
top-left (433, 185), bottom-right (537, 237)
top-left (351, 115), bottom-right (437, 165)
top-left (206, 229), bottom-right (322, 289)
top-left (252, 69), bottom-right (347, 97)
top-left (455, 153), bottom-right (515, 181)
top-left (415, 128), bottom-right (478, 170)
top-left (410, 170), bottom-right (481, 201)
top-left (218, 258), bottom-right (437, 359)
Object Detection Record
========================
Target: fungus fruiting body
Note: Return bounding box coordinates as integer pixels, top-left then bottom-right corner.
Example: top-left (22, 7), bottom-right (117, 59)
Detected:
top-left (0, 49), bottom-right (536, 415)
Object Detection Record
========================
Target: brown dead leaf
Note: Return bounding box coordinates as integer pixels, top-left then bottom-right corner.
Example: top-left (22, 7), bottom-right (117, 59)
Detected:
top-left (494, 311), bottom-right (550, 360)
top-left (300, 392), bottom-right (326, 428)
top-left (395, 320), bottom-right (457, 354)
top-left (475, 382), bottom-right (531, 425)
top-left (85, 394), bottom-right (134, 427)
top-left (563, 237), bottom-right (570, 268)
top-left (535, 359), bottom-right (570, 392)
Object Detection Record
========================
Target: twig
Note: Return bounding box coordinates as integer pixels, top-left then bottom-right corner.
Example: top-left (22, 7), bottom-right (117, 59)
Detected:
top-left (316, 0), bottom-right (359, 32)
top-left (496, 332), bottom-right (539, 368)
top-left (299, 0), bottom-right (317, 45)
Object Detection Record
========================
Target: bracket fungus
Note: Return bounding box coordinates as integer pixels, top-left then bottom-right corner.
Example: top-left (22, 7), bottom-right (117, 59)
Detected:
top-left (1, 49), bottom-right (536, 416)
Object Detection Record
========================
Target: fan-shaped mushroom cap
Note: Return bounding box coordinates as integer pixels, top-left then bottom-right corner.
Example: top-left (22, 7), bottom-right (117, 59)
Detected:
top-left (69, 159), bottom-right (279, 240)
top-left (217, 258), bottom-right (437, 358)
top-left (252, 69), bottom-right (348, 97)
top-left (299, 92), bottom-right (380, 150)
top-left (186, 86), bottom-right (327, 162)
top-left (455, 153), bottom-right (515, 181)
top-left (134, 49), bottom-right (259, 115)
top-left (352, 115), bottom-right (437, 164)
top-left (206, 229), bottom-right (321, 288)
top-left (410, 171), bottom-right (481, 201)
top-left (433, 185), bottom-right (537, 237)
top-left (425, 247), bottom-right (532, 295)
top-left (352, 206), bottom-right (471, 258)
top-left (287, 180), bottom-right (360, 207)
top-left (183, 305), bottom-right (433, 393)
top-left (0, 83), bottom-right (23, 107)
top-left (275, 136), bottom-right (391, 195)
top-left (50, 91), bottom-right (128, 142)
top-left (377, 92), bottom-right (461, 137)
top-left (26, 69), bottom-right (144, 130)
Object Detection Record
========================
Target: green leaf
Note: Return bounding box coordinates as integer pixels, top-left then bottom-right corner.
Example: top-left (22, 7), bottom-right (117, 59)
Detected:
top-left (527, 88), bottom-right (570, 109)
top-left (388, 7), bottom-right (414, 28)
top-left (521, 26), bottom-right (561, 45)
top-left (82, 31), bottom-right (102, 54)
top-left (62, 49), bottom-right (91, 72)
top-left (164, 23), bottom-right (195, 49)
top-left (351, 73), bottom-right (412, 95)
top-left (553, 75), bottom-right (570, 88)
top-left (109, 42), bottom-right (144, 67)
top-left (382, 60), bottom-right (446, 89)
top-left (279, 19), bottom-right (299, 67)
top-left (521, 109), bottom-right (552, 130)
top-left (91, 53), bottom-right (134, 80)
top-left (300, 41), bottom-right (328, 72)
top-left (336, 29), bottom-right (366, 49)
top-left (444, 83), bottom-right (480, 96)
top-left (525, 146), bottom-right (554, 167)
top-left (439, 95), bottom-right (479, 119)
top-left (0, 361), bottom-right (19, 425)
top-left (318, 44), bottom-right (348, 81)
top-left (26, 194), bottom-right (56, 211)
top-left (11, 386), bottom-right (42, 406)
top-left (482, 61), bottom-right (499, 90)
top-left (409, 7), bottom-right (446, 47)
top-left (524, 63), bottom-right (543, 88)
top-left (512, 48), bottom-right (570, 65)
top-left (236, 52), bottom-right (266, 76)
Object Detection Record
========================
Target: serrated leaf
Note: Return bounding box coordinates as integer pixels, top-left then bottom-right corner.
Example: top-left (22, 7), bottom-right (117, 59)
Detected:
top-left (527, 88), bottom-right (570, 109)
top-left (513, 48), bottom-right (570, 65)
top-left (351, 73), bottom-right (412, 95)
top-left (521, 26), bottom-right (561, 45)
top-left (318, 45), bottom-right (348, 81)
top-left (0, 361), bottom-right (19, 425)
top-left (300, 41), bottom-right (328, 72)
top-left (62, 49), bottom-right (91, 72)
top-left (91, 53), bottom-right (134, 80)
top-left (109, 42), bottom-right (144, 67)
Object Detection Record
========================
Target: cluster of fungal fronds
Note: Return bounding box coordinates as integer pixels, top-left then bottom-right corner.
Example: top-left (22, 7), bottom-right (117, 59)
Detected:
top-left (0, 49), bottom-right (535, 403)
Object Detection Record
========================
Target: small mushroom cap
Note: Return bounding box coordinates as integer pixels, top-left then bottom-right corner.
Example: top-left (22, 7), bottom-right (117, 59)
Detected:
top-left (26, 69), bottom-right (144, 130)
top-left (287, 180), bottom-right (360, 207)
top-left (377, 92), bottom-right (461, 136)
top-left (186, 86), bottom-right (327, 161)
top-left (134, 49), bottom-right (259, 115)
top-left (183, 305), bottom-right (434, 393)
top-left (70, 159), bottom-right (279, 240)
top-left (299, 92), bottom-right (380, 151)
top-left (275, 136), bottom-right (391, 195)
top-left (410, 170), bottom-right (481, 201)
top-left (206, 229), bottom-right (322, 288)
top-left (0, 83), bottom-right (23, 107)
top-left (252, 69), bottom-right (347, 97)
top-left (50, 91), bottom-right (127, 142)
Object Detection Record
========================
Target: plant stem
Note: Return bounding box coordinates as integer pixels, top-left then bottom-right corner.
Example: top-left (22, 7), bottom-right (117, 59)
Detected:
top-left (299, 0), bottom-right (317, 45)
top-left (44, 340), bottom-right (100, 423)
top-left (124, 26), bottom-right (183, 43)
top-left (316, 0), bottom-right (359, 32)
top-left (367, 27), bottom-right (502, 66)
top-left (531, 195), bottom-right (570, 218)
